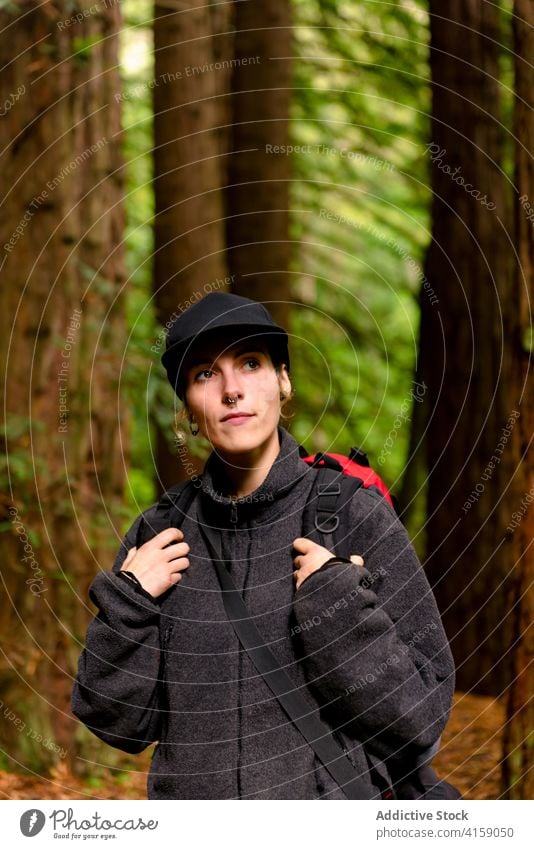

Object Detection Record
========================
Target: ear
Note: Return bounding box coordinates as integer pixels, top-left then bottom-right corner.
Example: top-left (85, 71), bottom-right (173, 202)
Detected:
top-left (278, 364), bottom-right (292, 399)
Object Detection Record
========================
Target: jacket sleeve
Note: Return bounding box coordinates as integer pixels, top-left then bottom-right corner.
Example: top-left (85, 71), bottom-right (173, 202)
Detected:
top-left (71, 511), bottom-right (164, 754)
top-left (292, 507), bottom-right (455, 764)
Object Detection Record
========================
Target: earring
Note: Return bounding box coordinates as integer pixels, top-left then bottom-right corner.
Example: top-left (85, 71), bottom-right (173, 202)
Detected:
top-left (189, 421), bottom-right (199, 436)
top-left (173, 429), bottom-right (187, 447)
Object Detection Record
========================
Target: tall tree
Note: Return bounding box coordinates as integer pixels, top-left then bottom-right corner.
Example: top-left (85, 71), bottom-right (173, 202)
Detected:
top-left (226, 0), bottom-right (293, 329)
top-left (153, 0), bottom-right (232, 492)
top-left (421, 2), bottom-right (516, 694)
top-left (280, 0), bottom-right (434, 491)
top-left (152, 1), bottom-right (294, 489)
top-left (0, 0), bottom-right (127, 770)
top-left (501, 0), bottom-right (534, 800)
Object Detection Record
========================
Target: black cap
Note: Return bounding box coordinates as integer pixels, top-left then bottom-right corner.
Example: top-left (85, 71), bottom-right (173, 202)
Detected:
top-left (161, 292), bottom-right (290, 399)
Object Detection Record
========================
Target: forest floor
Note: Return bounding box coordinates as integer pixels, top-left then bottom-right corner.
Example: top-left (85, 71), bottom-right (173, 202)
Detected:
top-left (0, 691), bottom-right (505, 800)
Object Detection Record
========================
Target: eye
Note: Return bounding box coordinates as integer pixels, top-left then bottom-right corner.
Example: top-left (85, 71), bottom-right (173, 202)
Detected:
top-left (243, 357), bottom-right (260, 370)
top-left (194, 368), bottom-right (213, 382)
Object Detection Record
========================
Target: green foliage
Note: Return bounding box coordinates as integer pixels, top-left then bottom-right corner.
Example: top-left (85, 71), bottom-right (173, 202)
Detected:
top-left (497, 0), bottom-right (516, 185)
top-left (119, 0), bottom-right (157, 522)
top-left (118, 0), bottom-right (212, 520)
top-left (118, 0), bottom-right (432, 524)
top-left (3, 414), bottom-right (45, 440)
top-left (79, 262), bottom-right (116, 297)
top-left (38, 43), bottom-right (60, 58)
top-left (72, 35), bottom-right (103, 66)
top-left (290, 0), bottom-right (431, 496)
top-left (85, 776), bottom-right (105, 789)
top-left (0, 1), bottom-right (21, 14)
top-left (0, 417), bottom-right (47, 503)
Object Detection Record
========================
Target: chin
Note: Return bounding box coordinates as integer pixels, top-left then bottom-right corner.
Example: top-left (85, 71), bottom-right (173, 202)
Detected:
top-left (217, 432), bottom-right (261, 454)
top-left (212, 420), bottom-right (276, 454)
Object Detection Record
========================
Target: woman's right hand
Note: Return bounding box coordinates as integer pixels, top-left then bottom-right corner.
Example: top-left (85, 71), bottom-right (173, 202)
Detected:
top-left (119, 528), bottom-right (190, 598)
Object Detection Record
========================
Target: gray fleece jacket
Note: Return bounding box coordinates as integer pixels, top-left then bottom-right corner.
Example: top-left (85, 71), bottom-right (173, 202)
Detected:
top-left (71, 426), bottom-right (455, 800)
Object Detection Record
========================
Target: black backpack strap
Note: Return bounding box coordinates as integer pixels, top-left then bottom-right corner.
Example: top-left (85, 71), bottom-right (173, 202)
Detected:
top-left (349, 446), bottom-right (370, 467)
top-left (196, 497), bottom-right (379, 800)
top-left (303, 469), bottom-right (446, 793)
top-left (302, 465), bottom-right (363, 558)
top-left (135, 480), bottom-right (197, 547)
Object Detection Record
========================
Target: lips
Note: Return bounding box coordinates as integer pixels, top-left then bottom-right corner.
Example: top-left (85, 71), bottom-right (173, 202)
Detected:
top-left (220, 412), bottom-right (254, 422)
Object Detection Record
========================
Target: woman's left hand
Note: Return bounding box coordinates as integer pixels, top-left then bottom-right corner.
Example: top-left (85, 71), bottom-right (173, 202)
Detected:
top-left (292, 537), bottom-right (364, 591)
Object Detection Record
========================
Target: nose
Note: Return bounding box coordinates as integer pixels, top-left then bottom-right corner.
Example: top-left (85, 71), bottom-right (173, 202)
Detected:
top-left (219, 362), bottom-right (244, 401)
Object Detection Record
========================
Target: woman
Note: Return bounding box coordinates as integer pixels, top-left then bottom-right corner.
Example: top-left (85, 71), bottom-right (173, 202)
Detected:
top-left (72, 291), bottom-right (455, 800)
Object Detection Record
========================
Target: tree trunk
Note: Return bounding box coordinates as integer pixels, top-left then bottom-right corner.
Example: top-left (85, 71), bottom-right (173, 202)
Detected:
top-left (398, 330), bottom-right (428, 534)
top-left (501, 0), bottom-right (534, 800)
top-left (421, 1), bottom-right (515, 695)
top-left (225, 0), bottom-right (293, 330)
top-left (153, 0), bottom-right (231, 493)
top-left (0, 0), bottom-right (127, 771)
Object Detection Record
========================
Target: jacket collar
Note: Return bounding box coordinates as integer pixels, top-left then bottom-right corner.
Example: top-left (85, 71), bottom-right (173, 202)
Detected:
top-left (199, 426), bottom-right (310, 525)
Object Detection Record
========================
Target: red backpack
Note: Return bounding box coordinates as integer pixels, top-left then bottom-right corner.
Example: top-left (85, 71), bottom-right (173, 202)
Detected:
top-left (298, 445), bottom-right (397, 508)
top-left (296, 445), bottom-right (401, 558)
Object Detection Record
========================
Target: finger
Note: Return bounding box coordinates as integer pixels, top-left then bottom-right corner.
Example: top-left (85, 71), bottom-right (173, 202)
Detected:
top-left (151, 527), bottom-right (184, 548)
top-left (163, 541), bottom-right (190, 561)
top-left (293, 554), bottom-right (305, 569)
top-left (350, 555), bottom-right (364, 566)
top-left (293, 537), bottom-right (313, 552)
top-left (169, 557), bottom-right (190, 573)
top-left (294, 570), bottom-right (307, 589)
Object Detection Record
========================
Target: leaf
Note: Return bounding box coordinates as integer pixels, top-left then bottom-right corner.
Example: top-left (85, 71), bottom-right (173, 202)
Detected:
top-left (72, 35), bottom-right (103, 64)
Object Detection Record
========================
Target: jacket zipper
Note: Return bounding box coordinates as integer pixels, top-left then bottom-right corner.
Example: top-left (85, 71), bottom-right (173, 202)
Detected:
top-left (230, 497), bottom-right (238, 525)
top-left (161, 624), bottom-right (173, 681)
top-left (231, 496), bottom-right (241, 796)
top-left (228, 495), bottom-right (242, 796)
top-left (156, 624), bottom-right (174, 749)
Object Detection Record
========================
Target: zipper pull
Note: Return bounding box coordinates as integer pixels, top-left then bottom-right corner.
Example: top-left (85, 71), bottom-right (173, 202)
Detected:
top-left (230, 498), bottom-right (238, 524)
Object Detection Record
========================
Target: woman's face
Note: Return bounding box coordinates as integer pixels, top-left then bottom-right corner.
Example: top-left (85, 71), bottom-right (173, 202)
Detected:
top-left (183, 333), bottom-right (291, 457)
